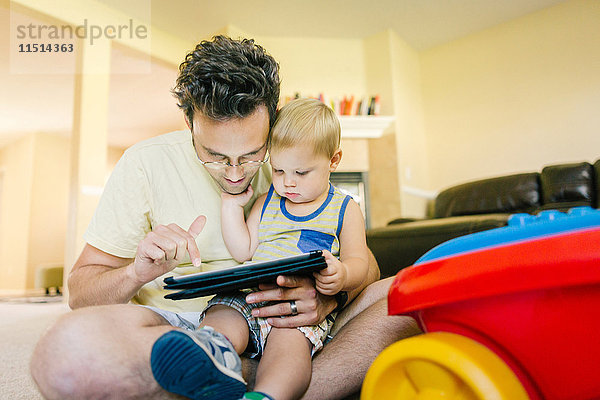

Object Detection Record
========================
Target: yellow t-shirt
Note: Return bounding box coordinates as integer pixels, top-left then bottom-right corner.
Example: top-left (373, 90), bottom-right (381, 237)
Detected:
top-left (83, 130), bottom-right (272, 312)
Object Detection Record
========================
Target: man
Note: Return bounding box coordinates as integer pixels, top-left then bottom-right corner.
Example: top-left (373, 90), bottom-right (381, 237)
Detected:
top-left (30, 36), bottom-right (420, 400)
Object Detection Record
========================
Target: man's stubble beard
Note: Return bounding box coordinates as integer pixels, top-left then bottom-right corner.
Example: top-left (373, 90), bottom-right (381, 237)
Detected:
top-left (213, 171), bottom-right (256, 195)
top-left (219, 181), bottom-right (250, 195)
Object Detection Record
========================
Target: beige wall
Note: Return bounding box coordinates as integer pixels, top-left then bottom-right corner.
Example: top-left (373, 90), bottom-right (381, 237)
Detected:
top-left (259, 36), bottom-right (367, 102)
top-left (0, 134), bottom-right (34, 291)
top-left (0, 131), bottom-right (124, 292)
top-left (422, 0), bottom-right (600, 190)
top-left (389, 31), bottom-right (429, 218)
top-left (363, 31), bottom-right (401, 227)
top-left (27, 133), bottom-right (71, 288)
top-left (224, 25), bottom-right (368, 101)
top-left (107, 146), bottom-right (126, 173)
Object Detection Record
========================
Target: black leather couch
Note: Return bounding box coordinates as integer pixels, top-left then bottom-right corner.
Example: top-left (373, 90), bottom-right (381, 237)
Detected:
top-left (367, 160), bottom-right (600, 279)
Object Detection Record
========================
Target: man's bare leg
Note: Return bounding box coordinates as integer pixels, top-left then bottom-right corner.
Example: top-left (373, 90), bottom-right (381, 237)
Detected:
top-left (30, 304), bottom-right (185, 400)
top-left (329, 277), bottom-right (396, 337)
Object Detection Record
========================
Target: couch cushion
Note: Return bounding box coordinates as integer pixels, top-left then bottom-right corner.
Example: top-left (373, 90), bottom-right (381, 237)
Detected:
top-left (540, 162), bottom-right (595, 210)
top-left (367, 214), bottom-right (510, 278)
top-left (433, 173), bottom-right (540, 218)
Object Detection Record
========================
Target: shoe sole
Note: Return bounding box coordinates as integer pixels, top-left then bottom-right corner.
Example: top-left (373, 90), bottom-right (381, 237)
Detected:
top-left (151, 330), bottom-right (246, 400)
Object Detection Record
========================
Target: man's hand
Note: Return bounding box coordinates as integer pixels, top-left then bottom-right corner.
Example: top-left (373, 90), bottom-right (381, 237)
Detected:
top-left (314, 250), bottom-right (347, 296)
top-left (245, 275), bottom-right (337, 328)
top-left (127, 215), bottom-right (206, 284)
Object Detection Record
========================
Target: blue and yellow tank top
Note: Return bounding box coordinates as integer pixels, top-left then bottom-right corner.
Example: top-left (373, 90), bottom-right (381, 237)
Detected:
top-left (252, 183), bottom-right (352, 262)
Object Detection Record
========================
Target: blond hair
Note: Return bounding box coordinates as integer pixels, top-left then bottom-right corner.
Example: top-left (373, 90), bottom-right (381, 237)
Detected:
top-left (270, 98), bottom-right (340, 158)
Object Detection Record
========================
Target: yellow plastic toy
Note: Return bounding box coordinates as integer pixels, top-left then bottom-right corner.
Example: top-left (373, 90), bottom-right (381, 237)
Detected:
top-left (361, 332), bottom-right (528, 400)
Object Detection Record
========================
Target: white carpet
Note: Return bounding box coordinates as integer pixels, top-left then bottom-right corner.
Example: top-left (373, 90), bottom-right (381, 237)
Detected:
top-left (0, 300), bottom-right (70, 400)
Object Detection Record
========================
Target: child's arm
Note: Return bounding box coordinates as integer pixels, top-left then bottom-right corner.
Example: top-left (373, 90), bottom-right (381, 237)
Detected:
top-left (221, 186), bottom-right (266, 263)
top-left (314, 199), bottom-right (369, 296)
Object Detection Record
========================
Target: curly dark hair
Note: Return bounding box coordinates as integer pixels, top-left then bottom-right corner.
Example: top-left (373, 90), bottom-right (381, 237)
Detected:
top-left (172, 35), bottom-right (280, 128)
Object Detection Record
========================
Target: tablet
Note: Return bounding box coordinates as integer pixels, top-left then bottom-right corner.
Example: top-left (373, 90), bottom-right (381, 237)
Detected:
top-left (163, 250), bottom-right (326, 300)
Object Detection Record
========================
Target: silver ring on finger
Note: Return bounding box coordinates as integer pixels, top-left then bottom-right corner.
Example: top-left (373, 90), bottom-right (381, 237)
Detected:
top-left (289, 300), bottom-right (298, 316)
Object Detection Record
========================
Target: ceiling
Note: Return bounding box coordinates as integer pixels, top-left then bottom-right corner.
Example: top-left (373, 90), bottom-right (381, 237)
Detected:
top-left (0, 0), bottom-right (567, 149)
top-left (97, 0), bottom-right (566, 50)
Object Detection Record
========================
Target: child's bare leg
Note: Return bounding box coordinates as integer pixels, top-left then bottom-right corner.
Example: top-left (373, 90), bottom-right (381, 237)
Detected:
top-left (254, 328), bottom-right (312, 400)
top-left (200, 304), bottom-right (250, 354)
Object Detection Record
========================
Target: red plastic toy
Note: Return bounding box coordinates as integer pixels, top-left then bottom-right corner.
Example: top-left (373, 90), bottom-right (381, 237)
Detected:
top-left (362, 210), bottom-right (600, 400)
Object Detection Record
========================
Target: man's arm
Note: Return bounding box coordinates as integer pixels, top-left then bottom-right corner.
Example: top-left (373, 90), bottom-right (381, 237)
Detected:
top-left (68, 245), bottom-right (139, 308)
top-left (68, 216), bottom-right (206, 309)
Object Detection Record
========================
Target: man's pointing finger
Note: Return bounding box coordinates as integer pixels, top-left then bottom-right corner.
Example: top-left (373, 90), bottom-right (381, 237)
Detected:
top-left (187, 215), bottom-right (206, 267)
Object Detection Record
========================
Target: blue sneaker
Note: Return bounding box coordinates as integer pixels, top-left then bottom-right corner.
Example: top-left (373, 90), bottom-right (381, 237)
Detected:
top-left (151, 327), bottom-right (246, 400)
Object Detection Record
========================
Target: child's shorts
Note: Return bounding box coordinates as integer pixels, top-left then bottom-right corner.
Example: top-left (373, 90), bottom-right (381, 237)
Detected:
top-left (200, 290), bottom-right (336, 359)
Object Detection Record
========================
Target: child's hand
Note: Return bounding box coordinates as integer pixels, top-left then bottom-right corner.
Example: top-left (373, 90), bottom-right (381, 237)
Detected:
top-left (221, 185), bottom-right (254, 208)
top-left (314, 250), bottom-right (347, 296)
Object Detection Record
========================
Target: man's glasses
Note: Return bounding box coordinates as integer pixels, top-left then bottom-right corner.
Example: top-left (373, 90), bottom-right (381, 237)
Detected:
top-left (192, 136), bottom-right (270, 171)
top-left (197, 152), bottom-right (270, 171)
